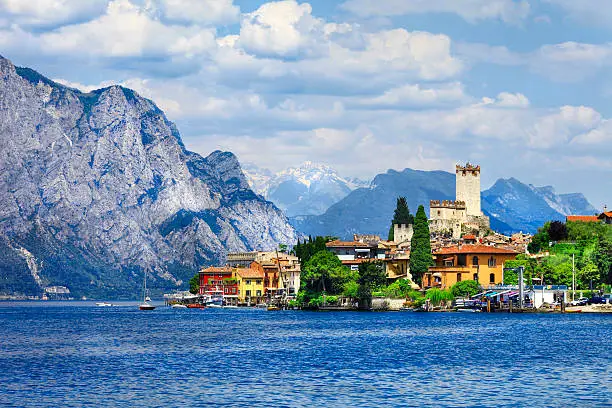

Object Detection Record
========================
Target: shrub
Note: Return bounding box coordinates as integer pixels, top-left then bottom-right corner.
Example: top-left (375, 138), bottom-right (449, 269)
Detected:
top-left (451, 280), bottom-right (480, 298)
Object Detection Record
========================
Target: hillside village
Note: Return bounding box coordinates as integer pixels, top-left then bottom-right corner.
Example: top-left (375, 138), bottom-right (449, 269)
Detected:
top-left (174, 163), bottom-right (612, 312)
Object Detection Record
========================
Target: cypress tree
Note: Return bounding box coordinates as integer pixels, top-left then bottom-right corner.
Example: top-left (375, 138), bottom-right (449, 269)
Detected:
top-left (388, 196), bottom-right (414, 241)
top-left (410, 205), bottom-right (433, 286)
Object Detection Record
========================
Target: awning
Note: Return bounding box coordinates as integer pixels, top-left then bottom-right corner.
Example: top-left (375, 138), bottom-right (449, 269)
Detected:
top-left (433, 272), bottom-right (442, 278)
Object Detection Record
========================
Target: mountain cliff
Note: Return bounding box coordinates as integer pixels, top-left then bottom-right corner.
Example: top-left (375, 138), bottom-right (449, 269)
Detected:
top-left (0, 56), bottom-right (296, 298)
top-left (291, 169), bottom-right (596, 239)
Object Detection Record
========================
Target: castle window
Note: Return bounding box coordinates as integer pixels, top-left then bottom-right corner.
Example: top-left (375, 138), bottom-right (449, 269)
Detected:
top-left (488, 256), bottom-right (496, 267)
top-left (456, 273), bottom-right (462, 282)
top-left (472, 256), bottom-right (479, 266)
top-left (489, 273), bottom-right (495, 284)
top-left (437, 211), bottom-right (441, 216)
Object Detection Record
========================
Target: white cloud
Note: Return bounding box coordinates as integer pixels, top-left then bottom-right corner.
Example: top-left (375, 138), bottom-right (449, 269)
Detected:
top-left (154, 0), bottom-right (239, 25)
top-left (341, 0), bottom-right (530, 24)
top-left (527, 106), bottom-right (601, 148)
top-left (0, 0), bottom-right (107, 28)
top-left (37, 0), bottom-right (216, 58)
top-left (543, 0), bottom-right (612, 26)
top-left (238, 0), bottom-right (326, 58)
top-left (357, 82), bottom-right (468, 108)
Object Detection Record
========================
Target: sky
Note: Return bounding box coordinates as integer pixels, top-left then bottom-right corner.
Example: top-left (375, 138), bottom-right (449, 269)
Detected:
top-left (1, 0), bottom-right (610, 209)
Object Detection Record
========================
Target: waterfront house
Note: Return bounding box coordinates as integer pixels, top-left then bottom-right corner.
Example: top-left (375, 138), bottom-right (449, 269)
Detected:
top-left (326, 239), bottom-right (384, 270)
top-left (236, 264), bottom-right (265, 305)
top-left (424, 244), bottom-right (518, 290)
top-left (198, 266), bottom-right (239, 305)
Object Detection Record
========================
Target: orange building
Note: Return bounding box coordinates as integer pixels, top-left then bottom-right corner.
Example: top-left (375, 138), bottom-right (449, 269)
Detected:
top-left (424, 244), bottom-right (518, 290)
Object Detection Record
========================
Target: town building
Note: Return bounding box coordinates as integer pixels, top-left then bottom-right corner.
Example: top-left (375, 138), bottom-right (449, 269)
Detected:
top-left (598, 210), bottom-right (612, 224)
top-left (198, 266), bottom-right (239, 305)
top-left (325, 237), bottom-right (385, 271)
top-left (423, 244), bottom-right (518, 290)
top-left (566, 215), bottom-right (599, 223)
top-left (236, 264), bottom-right (265, 305)
top-left (429, 163), bottom-right (490, 239)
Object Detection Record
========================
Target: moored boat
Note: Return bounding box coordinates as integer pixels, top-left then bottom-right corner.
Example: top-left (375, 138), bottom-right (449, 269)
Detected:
top-left (138, 271), bottom-right (155, 311)
top-left (95, 302), bottom-right (112, 307)
top-left (171, 304), bottom-right (188, 309)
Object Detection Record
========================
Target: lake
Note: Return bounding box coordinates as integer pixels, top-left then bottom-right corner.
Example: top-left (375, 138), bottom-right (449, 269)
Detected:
top-left (0, 302), bottom-right (610, 407)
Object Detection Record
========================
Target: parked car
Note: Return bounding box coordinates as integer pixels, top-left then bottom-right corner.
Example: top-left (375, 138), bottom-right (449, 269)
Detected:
top-left (569, 297), bottom-right (588, 306)
top-left (603, 294), bottom-right (612, 304)
top-left (587, 296), bottom-right (606, 305)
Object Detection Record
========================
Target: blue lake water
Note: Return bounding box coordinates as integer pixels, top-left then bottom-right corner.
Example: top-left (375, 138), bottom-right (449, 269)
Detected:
top-left (0, 302), bottom-right (610, 407)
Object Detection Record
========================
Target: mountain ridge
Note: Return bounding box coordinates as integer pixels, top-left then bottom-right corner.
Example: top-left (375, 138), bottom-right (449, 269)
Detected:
top-left (0, 56), bottom-right (296, 298)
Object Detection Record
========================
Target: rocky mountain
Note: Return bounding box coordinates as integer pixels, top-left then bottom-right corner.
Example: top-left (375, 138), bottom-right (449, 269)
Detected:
top-left (242, 162), bottom-right (369, 217)
top-left (482, 179), bottom-right (598, 234)
top-left (0, 56), bottom-right (297, 298)
top-left (291, 169), bottom-right (597, 239)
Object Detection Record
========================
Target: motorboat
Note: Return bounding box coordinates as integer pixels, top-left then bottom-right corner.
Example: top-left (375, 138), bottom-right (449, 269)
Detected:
top-left (171, 304), bottom-right (188, 309)
top-left (456, 308), bottom-right (481, 313)
top-left (95, 302), bottom-right (113, 307)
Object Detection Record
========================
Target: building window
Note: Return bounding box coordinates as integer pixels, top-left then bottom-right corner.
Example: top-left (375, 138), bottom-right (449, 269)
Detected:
top-left (473, 273), bottom-right (478, 281)
top-left (256, 290), bottom-right (262, 296)
top-left (456, 273), bottom-right (462, 282)
top-left (472, 256), bottom-right (479, 266)
top-left (246, 290), bottom-right (251, 296)
top-left (488, 256), bottom-right (496, 267)
top-left (489, 273), bottom-right (495, 284)
top-left (256, 280), bottom-right (262, 284)
top-left (246, 280), bottom-right (251, 285)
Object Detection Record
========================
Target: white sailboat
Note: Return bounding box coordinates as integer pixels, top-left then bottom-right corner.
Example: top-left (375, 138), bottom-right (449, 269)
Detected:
top-left (139, 271), bottom-right (155, 311)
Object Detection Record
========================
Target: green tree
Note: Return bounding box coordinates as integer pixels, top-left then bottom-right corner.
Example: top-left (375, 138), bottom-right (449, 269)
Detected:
top-left (301, 250), bottom-right (353, 294)
top-left (188, 273), bottom-right (199, 295)
top-left (451, 280), bottom-right (480, 298)
top-left (293, 236), bottom-right (337, 265)
top-left (548, 221), bottom-right (568, 242)
top-left (356, 261), bottom-right (387, 309)
top-left (388, 196), bottom-right (414, 240)
top-left (579, 261), bottom-right (600, 289)
top-left (409, 205), bottom-right (433, 286)
top-left (425, 288), bottom-right (454, 307)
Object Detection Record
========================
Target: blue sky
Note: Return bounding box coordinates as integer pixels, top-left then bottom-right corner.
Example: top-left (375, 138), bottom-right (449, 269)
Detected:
top-left (1, 0), bottom-right (610, 209)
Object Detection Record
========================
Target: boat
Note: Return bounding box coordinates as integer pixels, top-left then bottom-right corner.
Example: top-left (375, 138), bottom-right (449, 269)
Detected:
top-left (186, 303), bottom-right (205, 309)
top-left (96, 302), bottom-right (113, 307)
top-left (256, 303), bottom-right (268, 309)
top-left (456, 308), bottom-right (481, 313)
top-left (171, 304), bottom-right (188, 309)
top-left (267, 305), bottom-right (280, 311)
top-left (138, 271), bottom-right (156, 311)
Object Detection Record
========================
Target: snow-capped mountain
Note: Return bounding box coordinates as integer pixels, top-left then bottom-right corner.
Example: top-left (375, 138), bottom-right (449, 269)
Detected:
top-left (242, 162), bottom-right (369, 217)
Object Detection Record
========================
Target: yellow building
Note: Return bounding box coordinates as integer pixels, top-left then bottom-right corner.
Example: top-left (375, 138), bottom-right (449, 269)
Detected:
top-left (423, 244), bottom-right (518, 290)
top-left (235, 262), bottom-right (265, 305)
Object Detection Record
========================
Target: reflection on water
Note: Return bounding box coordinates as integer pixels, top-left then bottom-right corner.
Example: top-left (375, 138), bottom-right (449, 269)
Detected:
top-left (0, 303), bottom-right (610, 407)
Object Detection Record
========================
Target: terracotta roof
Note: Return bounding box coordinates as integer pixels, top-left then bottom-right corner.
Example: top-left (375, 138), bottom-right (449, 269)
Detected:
top-left (434, 244), bottom-right (518, 255)
top-left (200, 266), bottom-right (232, 273)
top-left (341, 259), bottom-right (378, 265)
top-left (462, 234), bottom-right (476, 240)
top-left (326, 240), bottom-right (372, 248)
top-left (599, 212), bottom-right (612, 219)
top-left (567, 215), bottom-right (599, 222)
top-left (237, 269), bottom-right (264, 279)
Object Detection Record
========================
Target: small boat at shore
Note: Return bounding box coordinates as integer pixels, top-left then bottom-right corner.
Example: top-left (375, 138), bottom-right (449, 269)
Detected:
top-left (186, 303), bottom-right (205, 309)
top-left (138, 271), bottom-right (155, 311)
top-left (171, 304), bottom-right (188, 309)
top-left (95, 302), bottom-right (112, 307)
top-left (267, 305), bottom-right (280, 311)
top-left (457, 308), bottom-right (481, 313)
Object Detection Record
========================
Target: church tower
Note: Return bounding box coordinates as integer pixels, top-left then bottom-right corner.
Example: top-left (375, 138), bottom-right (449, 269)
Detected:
top-left (456, 163), bottom-right (481, 216)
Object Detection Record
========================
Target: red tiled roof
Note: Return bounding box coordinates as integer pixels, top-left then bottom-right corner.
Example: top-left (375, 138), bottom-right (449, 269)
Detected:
top-left (341, 259), bottom-right (378, 265)
top-left (237, 269), bottom-right (264, 279)
top-left (599, 212), bottom-right (612, 219)
top-left (326, 240), bottom-right (372, 248)
top-left (200, 266), bottom-right (232, 273)
top-left (434, 244), bottom-right (517, 255)
top-left (462, 234), bottom-right (476, 240)
top-left (567, 215), bottom-right (599, 222)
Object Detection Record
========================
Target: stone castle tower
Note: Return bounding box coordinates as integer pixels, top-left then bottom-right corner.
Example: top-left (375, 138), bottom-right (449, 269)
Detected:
top-left (455, 163), bottom-right (482, 216)
top-left (429, 162), bottom-right (489, 239)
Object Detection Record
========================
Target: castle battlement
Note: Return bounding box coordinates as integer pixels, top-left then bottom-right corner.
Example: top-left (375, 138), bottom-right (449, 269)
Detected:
top-left (430, 200), bottom-right (466, 209)
top-left (456, 162), bottom-right (480, 174)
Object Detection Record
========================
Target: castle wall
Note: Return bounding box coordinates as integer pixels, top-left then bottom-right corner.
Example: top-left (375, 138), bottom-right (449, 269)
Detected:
top-left (393, 224), bottom-right (413, 245)
top-left (456, 164), bottom-right (481, 216)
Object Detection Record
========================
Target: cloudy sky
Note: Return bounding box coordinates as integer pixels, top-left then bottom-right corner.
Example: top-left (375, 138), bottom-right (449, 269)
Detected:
top-left (1, 0), bottom-right (610, 208)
